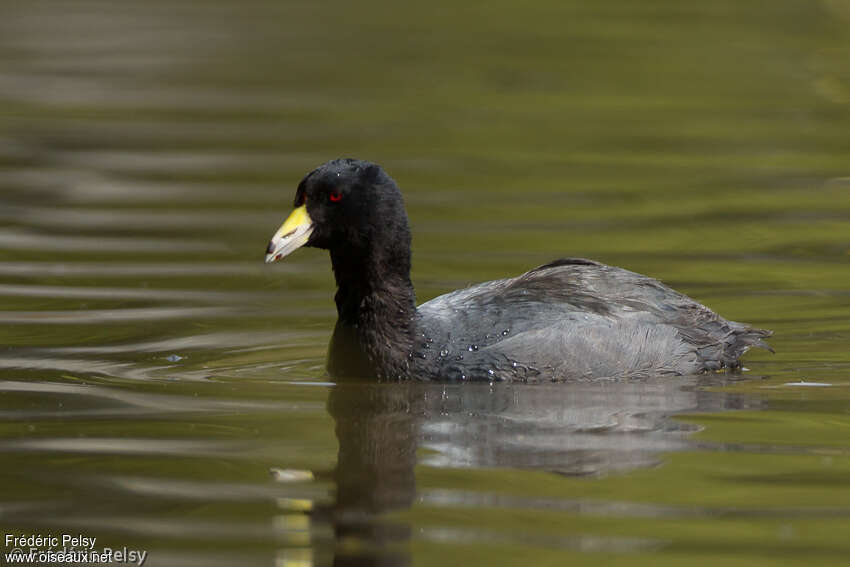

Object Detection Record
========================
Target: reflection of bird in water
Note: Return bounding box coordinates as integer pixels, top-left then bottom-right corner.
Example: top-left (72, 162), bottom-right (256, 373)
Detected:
top-left (266, 158), bottom-right (771, 381)
top-left (415, 375), bottom-right (764, 475)
top-left (316, 383), bottom-right (419, 567)
top-left (308, 375), bottom-right (764, 565)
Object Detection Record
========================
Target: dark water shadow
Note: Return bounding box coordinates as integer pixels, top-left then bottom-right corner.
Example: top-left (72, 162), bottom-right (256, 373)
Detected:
top-left (311, 374), bottom-right (764, 565)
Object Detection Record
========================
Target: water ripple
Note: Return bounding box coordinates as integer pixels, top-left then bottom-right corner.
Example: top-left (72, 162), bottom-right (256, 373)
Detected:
top-left (0, 380), bottom-right (321, 415)
top-left (0, 437), bottom-right (252, 457)
top-left (0, 205), bottom-right (274, 231)
top-left (0, 228), bottom-right (223, 253)
top-left (0, 358), bottom-right (211, 382)
top-left (42, 330), bottom-right (320, 354)
top-left (0, 306), bottom-right (234, 324)
top-left (0, 261), bottom-right (287, 277)
top-left (0, 283), bottom-right (269, 303)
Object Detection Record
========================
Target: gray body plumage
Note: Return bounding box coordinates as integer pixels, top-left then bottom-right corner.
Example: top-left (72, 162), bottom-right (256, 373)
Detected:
top-left (413, 258), bottom-right (771, 382)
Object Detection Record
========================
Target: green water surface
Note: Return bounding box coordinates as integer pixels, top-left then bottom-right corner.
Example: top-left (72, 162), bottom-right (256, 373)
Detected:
top-left (1, 1), bottom-right (849, 565)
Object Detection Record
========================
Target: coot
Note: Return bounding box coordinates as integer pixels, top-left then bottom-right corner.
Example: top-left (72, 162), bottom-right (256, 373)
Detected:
top-left (265, 159), bottom-right (771, 381)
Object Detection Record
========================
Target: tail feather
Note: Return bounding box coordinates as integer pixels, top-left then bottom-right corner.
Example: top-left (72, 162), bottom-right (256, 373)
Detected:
top-left (729, 322), bottom-right (774, 355)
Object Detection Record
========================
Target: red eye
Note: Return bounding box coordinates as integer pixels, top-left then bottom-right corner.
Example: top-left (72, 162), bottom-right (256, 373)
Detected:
top-left (329, 190), bottom-right (342, 202)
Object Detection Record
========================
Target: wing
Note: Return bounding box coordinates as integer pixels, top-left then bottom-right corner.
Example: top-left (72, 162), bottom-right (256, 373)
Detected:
top-left (415, 258), bottom-right (771, 381)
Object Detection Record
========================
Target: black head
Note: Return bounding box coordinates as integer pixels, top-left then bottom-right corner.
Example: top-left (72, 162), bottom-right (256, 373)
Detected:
top-left (265, 159), bottom-right (411, 267)
top-left (265, 159), bottom-right (417, 379)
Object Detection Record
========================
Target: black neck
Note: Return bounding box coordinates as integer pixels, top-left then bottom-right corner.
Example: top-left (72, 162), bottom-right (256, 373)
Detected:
top-left (329, 247), bottom-right (416, 379)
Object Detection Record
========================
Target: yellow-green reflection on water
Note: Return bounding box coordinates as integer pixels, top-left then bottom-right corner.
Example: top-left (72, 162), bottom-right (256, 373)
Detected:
top-left (0, 0), bottom-right (849, 565)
